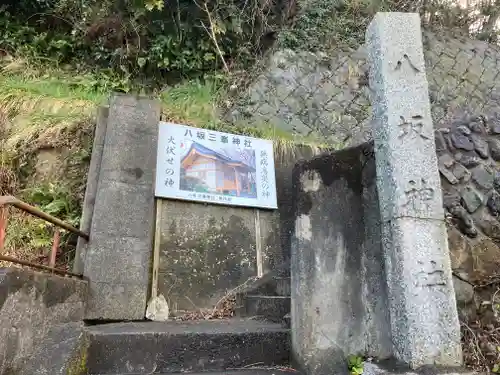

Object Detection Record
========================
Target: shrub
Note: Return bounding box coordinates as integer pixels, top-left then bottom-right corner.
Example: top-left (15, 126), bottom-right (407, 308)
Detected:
top-left (0, 0), bottom-right (292, 86)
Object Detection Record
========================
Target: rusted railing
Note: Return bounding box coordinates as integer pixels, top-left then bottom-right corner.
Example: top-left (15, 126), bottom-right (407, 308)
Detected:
top-left (0, 196), bottom-right (88, 278)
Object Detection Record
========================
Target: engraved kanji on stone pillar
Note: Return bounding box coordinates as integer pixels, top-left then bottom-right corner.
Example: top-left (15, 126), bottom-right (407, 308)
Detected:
top-left (366, 12), bottom-right (462, 368)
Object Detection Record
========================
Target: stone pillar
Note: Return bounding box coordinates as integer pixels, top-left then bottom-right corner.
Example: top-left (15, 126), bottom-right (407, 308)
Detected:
top-left (84, 95), bottom-right (160, 320)
top-left (366, 13), bottom-right (462, 368)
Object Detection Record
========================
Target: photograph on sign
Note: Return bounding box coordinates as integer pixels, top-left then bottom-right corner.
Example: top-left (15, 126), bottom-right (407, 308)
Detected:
top-left (155, 122), bottom-right (277, 209)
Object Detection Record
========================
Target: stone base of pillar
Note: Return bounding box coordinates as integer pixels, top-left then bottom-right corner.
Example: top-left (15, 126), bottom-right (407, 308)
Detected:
top-left (363, 361), bottom-right (480, 375)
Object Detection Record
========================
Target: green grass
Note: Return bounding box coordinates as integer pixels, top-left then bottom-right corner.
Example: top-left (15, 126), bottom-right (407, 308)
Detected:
top-left (159, 79), bottom-right (333, 153)
top-left (0, 64), bottom-right (107, 150)
top-left (1, 57), bottom-right (332, 153)
top-left (0, 63), bottom-right (105, 267)
top-left (0, 60), bottom-right (332, 194)
top-left (0, 62), bottom-right (332, 269)
top-left (160, 80), bottom-right (221, 126)
top-left (0, 74), bottom-right (107, 104)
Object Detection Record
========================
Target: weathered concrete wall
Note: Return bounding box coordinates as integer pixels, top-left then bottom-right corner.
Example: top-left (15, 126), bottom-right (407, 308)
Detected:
top-left (157, 145), bottom-right (321, 313)
top-left (157, 202), bottom-right (277, 313)
top-left (74, 93), bottom-right (319, 317)
top-left (0, 268), bottom-right (87, 374)
top-left (291, 142), bottom-right (392, 375)
top-left (275, 146), bottom-right (321, 270)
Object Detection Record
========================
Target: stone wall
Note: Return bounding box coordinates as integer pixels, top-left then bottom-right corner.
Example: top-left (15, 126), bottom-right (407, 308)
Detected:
top-left (437, 114), bottom-right (500, 309)
top-left (228, 31), bottom-right (500, 148)
top-left (227, 47), bottom-right (371, 146)
top-left (0, 268), bottom-right (87, 374)
top-left (291, 142), bottom-right (392, 374)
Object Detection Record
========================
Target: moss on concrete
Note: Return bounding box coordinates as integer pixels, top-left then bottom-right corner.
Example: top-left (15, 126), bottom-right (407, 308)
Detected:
top-left (67, 335), bottom-right (88, 375)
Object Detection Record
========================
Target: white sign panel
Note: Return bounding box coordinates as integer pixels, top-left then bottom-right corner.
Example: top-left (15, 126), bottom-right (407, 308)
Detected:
top-left (155, 122), bottom-right (278, 209)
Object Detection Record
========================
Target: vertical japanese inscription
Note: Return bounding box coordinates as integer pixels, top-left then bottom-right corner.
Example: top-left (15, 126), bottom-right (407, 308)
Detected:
top-left (394, 53), bottom-right (421, 73)
top-left (367, 14), bottom-right (462, 366)
top-left (165, 135), bottom-right (176, 187)
top-left (260, 150), bottom-right (270, 199)
top-left (415, 260), bottom-right (446, 287)
top-left (398, 115), bottom-right (430, 140)
top-left (402, 178), bottom-right (434, 212)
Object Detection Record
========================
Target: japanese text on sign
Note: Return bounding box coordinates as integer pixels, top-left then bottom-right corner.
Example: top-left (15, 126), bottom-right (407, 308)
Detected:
top-left (155, 122), bottom-right (278, 209)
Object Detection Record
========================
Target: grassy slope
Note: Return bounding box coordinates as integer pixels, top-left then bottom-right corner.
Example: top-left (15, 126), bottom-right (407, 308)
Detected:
top-left (0, 61), bottom-right (328, 268)
top-left (1, 62), bottom-right (323, 153)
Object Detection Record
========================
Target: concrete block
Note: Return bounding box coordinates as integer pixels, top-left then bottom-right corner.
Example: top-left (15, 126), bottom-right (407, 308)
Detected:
top-left (85, 282), bottom-right (148, 320)
top-left (367, 13), bottom-right (444, 222)
top-left (20, 322), bottom-right (86, 375)
top-left (290, 143), bottom-right (392, 375)
top-left (97, 97), bottom-right (158, 186)
top-left (381, 218), bottom-right (462, 366)
top-left (0, 269), bottom-right (87, 374)
top-left (83, 234), bottom-right (152, 284)
top-left (90, 179), bottom-right (155, 238)
top-left (106, 96), bottom-right (159, 139)
top-left (43, 276), bottom-right (87, 322)
top-left (98, 137), bottom-right (158, 186)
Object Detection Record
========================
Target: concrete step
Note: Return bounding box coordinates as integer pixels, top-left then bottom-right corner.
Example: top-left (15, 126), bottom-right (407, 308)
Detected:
top-left (274, 277), bottom-right (291, 296)
top-left (243, 275), bottom-right (291, 297)
top-left (236, 295), bottom-right (290, 323)
top-left (96, 370), bottom-right (301, 375)
top-left (85, 319), bottom-right (290, 374)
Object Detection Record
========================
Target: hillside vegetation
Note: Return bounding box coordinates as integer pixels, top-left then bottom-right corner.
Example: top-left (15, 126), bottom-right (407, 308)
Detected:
top-left (0, 0), bottom-right (499, 285)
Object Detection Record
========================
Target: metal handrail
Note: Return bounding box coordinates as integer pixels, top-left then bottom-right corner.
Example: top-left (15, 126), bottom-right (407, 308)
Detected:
top-left (0, 195), bottom-right (88, 278)
top-left (0, 196), bottom-right (89, 239)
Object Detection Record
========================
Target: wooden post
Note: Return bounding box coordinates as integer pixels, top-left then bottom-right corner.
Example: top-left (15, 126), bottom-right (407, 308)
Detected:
top-left (49, 228), bottom-right (60, 269)
top-left (151, 198), bottom-right (163, 301)
top-left (0, 206), bottom-right (7, 252)
top-left (255, 209), bottom-right (263, 277)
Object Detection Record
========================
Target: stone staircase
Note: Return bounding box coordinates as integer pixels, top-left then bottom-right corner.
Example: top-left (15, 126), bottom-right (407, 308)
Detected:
top-left (9, 266), bottom-right (297, 375)
top-left (235, 269), bottom-right (291, 324)
top-left (83, 273), bottom-right (294, 375)
top-left (85, 319), bottom-right (292, 375)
